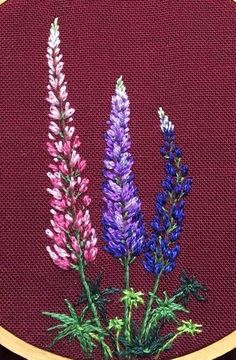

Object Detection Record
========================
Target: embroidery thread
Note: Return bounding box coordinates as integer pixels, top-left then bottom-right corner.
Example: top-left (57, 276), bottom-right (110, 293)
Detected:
top-left (43, 18), bottom-right (207, 359)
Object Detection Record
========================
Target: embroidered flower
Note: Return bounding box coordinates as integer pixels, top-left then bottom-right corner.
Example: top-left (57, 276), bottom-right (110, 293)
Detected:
top-left (45, 18), bottom-right (98, 269)
top-left (102, 76), bottom-right (145, 260)
top-left (143, 108), bottom-right (192, 275)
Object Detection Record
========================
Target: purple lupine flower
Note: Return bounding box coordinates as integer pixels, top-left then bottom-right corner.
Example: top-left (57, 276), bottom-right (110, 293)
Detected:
top-left (102, 76), bottom-right (145, 260)
top-left (143, 108), bottom-right (192, 275)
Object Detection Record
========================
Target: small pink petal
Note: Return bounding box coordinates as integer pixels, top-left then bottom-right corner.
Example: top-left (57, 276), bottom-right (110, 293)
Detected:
top-left (46, 246), bottom-right (58, 261)
top-left (83, 195), bottom-right (91, 207)
top-left (54, 244), bottom-right (70, 258)
top-left (63, 140), bottom-right (71, 156)
top-left (48, 163), bottom-right (58, 171)
top-left (73, 135), bottom-right (81, 149)
top-left (64, 108), bottom-right (75, 119)
top-left (54, 233), bottom-right (67, 247)
top-left (54, 257), bottom-right (71, 270)
top-left (70, 253), bottom-right (78, 264)
top-left (77, 159), bottom-right (87, 173)
top-left (84, 247), bottom-right (98, 262)
top-left (58, 161), bottom-right (69, 175)
top-left (71, 236), bottom-right (80, 252)
top-left (45, 229), bottom-right (54, 239)
top-left (47, 142), bottom-right (58, 157)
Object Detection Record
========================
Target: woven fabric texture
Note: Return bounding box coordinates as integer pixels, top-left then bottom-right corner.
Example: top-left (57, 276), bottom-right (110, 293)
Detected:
top-left (0, 1), bottom-right (235, 359)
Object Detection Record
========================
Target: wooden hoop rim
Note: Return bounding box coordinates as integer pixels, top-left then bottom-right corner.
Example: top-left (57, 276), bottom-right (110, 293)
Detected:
top-left (0, 0), bottom-right (235, 359)
top-left (0, 326), bottom-right (236, 360)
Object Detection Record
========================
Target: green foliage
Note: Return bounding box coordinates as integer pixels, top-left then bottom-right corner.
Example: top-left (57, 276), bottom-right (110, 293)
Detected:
top-left (121, 288), bottom-right (144, 308)
top-left (108, 317), bottom-right (124, 332)
top-left (153, 292), bottom-right (189, 321)
top-left (76, 273), bottom-right (120, 323)
top-left (118, 329), bottom-right (175, 357)
top-left (174, 272), bottom-right (208, 305)
top-left (43, 271), bottom-right (206, 358)
top-left (42, 300), bottom-right (106, 355)
top-left (177, 319), bottom-right (202, 336)
top-left (144, 292), bottom-right (188, 338)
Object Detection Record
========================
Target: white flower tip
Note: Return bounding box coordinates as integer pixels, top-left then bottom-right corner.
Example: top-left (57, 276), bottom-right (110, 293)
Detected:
top-left (116, 75), bottom-right (126, 93)
top-left (158, 107), bottom-right (165, 119)
top-left (52, 17), bottom-right (59, 29)
top-left (158, 107), bottom-right (174, 133)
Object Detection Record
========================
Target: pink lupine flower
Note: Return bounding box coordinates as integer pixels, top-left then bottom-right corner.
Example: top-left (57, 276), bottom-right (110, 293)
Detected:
top-left (71, 236), bottom-right (81, 252)
top-left (64, 126), bottom-right (75, 139)
top-left (45, 18), bottom-right (98, 270)
top-left (50, 199), bottom-right (67, 212)
top-left (77, 159), bottom-right (87, 173)
top-left (73, 135), bottom-right (81, 148)
top-left (83, 195), bottom-right (91, 207)
top-left (70, 150), bottom-right (80, 167)
top-left (54, 233), bottom-right (66, 247)
top-left (58, 161), bottom-right (69, 175)
top-left (84, 247), bottom-right (98, 263)
top-left (63, 140), bottom-right (71, 156)
top-left (47, 142), bottom-right (58, 157)
top-left (54, 257), bottom-right (71, 270)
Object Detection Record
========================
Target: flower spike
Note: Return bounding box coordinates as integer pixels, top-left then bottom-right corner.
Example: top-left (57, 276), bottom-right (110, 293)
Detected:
top-left (45, 18), bottom-right (98, 270)
top-left (143, 108), bottom-right (192, 275)
top-left (102, 76), bottom-right (145, 260)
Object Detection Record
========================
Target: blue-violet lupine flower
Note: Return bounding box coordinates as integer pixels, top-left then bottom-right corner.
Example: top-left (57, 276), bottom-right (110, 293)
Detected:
top-left (143, 107), bottom-right (192, 275)
top-left (102, 76), bottom-right (145, 260)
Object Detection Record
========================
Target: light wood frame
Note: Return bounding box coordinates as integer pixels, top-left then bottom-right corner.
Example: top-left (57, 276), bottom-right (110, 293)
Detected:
top-left (1, 327), bottom-right (236, 360)
top-left (0, 0), bottom-right (235, 358)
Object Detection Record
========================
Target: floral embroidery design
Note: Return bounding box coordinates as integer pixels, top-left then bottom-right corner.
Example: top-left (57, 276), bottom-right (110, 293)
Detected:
top-left (43, 18), bottom-right (207, 359)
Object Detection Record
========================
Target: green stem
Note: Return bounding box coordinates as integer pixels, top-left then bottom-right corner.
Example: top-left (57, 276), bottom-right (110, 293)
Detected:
top-left (156, 333), bottom-right (179, 358)
top-left (140, 272), bottom-right (162, 339)
top-left (77, 256), bottom-right (112, 359)
top-left (124, 256), bottom-right (131, 342)
top-left (116, 330), bottom-right (121, 352)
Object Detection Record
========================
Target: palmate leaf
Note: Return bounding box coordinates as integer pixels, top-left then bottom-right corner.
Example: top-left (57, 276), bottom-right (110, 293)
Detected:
top-left (154, 292), bottom-right (189, 320)
top-left (43, 300), bottom-right (106, 355)
top-left (75, 273), bottom-right (120, 322)
top-left (174, 272), bottom-right (208, 305)
top-left (121, 288), bottom-right (144, 308)
top-left (144, 292), bottom-right (188, 338)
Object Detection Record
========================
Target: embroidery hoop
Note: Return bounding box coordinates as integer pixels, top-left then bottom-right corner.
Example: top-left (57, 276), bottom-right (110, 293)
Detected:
top-left (0, 0), bottom-right (235, 359)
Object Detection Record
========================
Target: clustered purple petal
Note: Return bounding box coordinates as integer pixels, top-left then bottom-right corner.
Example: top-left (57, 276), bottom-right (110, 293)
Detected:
top-left (102, 77), bottom-right (145, 259)
top-left (143, 108), bottom-right (192, 275)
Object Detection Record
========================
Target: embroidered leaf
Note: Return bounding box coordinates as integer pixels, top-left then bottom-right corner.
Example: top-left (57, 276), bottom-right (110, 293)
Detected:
top-left (154, 292), bottom-right (188, 320)
top-left (75, 273), bottom-right (120, 322)
top-left (177, 319), bottom-right (202, 336)
top-left (42, 312), bottom-right (77, 325)
top-left (174, 272), bottom-right (208, 305)
top-left (108, 317), bottom-right (124, 332)
top-left (43, 300), bottom-right (107, 354)
top-left (144, 292), bottom-right (188, 339)
top-left (65, 299), bottom-right (79, 320)
top-left (121, 288), bottom-right (144, 308)
top-left (118, 332), bottom-right (174, 357)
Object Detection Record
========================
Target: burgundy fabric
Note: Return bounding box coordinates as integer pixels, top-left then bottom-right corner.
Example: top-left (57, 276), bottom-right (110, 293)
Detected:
top-left (0, 1), bottom-right (235, 359)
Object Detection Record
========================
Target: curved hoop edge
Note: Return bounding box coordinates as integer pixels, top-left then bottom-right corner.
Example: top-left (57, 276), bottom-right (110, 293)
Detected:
top-left (0, 327), bottom-right (71, 360)
top-left (172, 330), bottom-right (236, 360)
top-left (0, 326), bottom-right (236, 360)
